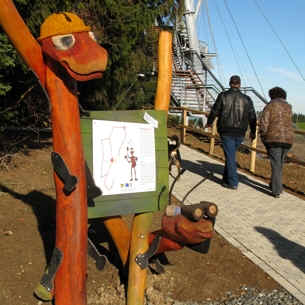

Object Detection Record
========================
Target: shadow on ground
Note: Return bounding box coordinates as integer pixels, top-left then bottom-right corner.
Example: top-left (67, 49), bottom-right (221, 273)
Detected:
top-left (255, 226), bottom-right (305, 274)
top-left (181, 158), bottom-right (272, 196)
top-left (0, 184), bottom-right (123, 273)
top-left (0, 184), bottom-right (56, 263)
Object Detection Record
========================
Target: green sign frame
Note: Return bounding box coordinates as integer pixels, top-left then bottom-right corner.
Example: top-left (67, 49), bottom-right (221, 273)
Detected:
top-left (81, 110), bottom-right (169, 218)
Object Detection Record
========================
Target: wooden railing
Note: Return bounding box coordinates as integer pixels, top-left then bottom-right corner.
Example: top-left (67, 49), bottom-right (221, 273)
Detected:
top-left (169, 107), bottom-right (305, 172)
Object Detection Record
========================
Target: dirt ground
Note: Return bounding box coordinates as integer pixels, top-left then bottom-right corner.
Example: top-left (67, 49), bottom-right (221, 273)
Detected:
top-left (2, 128), bottom-right (304, 305)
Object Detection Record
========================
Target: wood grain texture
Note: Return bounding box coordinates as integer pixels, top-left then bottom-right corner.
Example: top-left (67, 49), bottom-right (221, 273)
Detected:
top-left (46, 63), bottom-right (88, 305)
top-left (127, 29), bottom-right (173, 305)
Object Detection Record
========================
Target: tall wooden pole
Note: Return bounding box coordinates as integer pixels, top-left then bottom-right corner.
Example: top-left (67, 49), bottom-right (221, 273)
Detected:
top-left (154, 30), bottom-right (173, 115)
top-left (127, 29), bottom-right (173, 305)
top-left (46, 64), bottom-right (88, 305)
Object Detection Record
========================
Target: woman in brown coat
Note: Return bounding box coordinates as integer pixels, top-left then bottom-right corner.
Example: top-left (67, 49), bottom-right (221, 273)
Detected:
top-left (259, 87), bottom-right (294, 198)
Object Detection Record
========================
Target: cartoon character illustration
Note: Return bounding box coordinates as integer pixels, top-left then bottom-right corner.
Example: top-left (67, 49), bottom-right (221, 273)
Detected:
top-left (125, 146), bottom-right (138, 181)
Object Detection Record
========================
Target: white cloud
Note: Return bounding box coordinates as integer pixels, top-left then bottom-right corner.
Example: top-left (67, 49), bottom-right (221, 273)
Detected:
top-left (267, 67), bottom-right (303, 82)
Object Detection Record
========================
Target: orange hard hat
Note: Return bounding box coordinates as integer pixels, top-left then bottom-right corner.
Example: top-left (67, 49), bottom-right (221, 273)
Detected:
top-left (38, 12), bottom-right (91, 41)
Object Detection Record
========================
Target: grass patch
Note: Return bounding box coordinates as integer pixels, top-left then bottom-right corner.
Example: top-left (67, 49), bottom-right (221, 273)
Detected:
top-left (296, 122), bottom-right (305, 130)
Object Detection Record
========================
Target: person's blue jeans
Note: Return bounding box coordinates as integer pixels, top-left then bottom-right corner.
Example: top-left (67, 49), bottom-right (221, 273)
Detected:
top-left (221, 135), bottom-right (243, 187)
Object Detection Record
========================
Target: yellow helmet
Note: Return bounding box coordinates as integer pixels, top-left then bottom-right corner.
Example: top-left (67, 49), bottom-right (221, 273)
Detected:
top-left (38, 12), bottom-right (91, 41)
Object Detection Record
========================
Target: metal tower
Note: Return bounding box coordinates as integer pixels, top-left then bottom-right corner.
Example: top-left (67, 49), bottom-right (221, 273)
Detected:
top-left (171, 0), bottom-right (267, 123)
top-left (171, 0), bottom-right (222, 125)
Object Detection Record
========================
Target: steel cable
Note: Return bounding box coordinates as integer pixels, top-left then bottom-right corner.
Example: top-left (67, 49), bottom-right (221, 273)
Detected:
top-left (223, 0), bottom-right (267, 100)
top-left (203, 0), bottom-right (225, 85)
top-left (253, 0), bottom-right (305, 84)
top-left (213, 0), bottom-right (248, 86)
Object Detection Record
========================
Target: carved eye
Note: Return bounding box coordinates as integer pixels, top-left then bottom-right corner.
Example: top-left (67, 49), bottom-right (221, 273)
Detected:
top-left (51, 34), bottom-right (75, 50)
top-left (89, 31), bottom-right (97, 42)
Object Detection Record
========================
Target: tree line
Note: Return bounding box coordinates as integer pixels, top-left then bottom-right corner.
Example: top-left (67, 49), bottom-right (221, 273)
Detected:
top-left (292, 113), bottom-right (305, 123)
top-left (0, 0), bottom-right (182, 134)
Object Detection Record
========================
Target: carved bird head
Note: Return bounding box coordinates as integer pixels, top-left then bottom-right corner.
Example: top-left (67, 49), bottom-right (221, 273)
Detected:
top-left (38, 12), bottom-right (108, 81)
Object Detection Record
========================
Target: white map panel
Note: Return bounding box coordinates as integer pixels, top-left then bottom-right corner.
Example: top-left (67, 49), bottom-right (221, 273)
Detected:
top-left (92, 120), bottom-right (156, 195)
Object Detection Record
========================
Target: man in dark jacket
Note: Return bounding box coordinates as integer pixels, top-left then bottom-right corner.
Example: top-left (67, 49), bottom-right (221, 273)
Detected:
top-left (259, 87), bottom-right (294, 198)
top-left (206, 75), bottom-right (257, 189)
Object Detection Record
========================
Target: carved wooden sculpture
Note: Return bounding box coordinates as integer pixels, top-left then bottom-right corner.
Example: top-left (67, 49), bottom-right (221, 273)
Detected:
top-left (0, 3), bottom-right (107, 305)
top-left (0, 2), bottom-right (216, 305)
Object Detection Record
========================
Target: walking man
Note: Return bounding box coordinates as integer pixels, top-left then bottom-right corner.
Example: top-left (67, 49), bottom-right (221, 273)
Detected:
top-left (206, 75), bottom-right (257, 189)
top-left (259, 87), bottom-right (294, 198)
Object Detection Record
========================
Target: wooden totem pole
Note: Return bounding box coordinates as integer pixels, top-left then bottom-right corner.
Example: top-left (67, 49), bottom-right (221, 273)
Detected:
top-left (0, 2), bottom-right (107, 305)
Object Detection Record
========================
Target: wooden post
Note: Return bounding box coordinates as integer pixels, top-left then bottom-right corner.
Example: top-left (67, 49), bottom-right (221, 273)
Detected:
top-left (127, 213), bottom-right (153, 305)
top-left (127, 29), bottom-right (172, 305)
top-left (180, 108), bottom-right (187, 144)
top-left (209, 119), bottom-right (217, 155)
top-left (46, 64), bottom-right (88, 305)
top-left (250, 128), bottom-right (258, 173)
top-left (103, 217), bottom-right (131, 266)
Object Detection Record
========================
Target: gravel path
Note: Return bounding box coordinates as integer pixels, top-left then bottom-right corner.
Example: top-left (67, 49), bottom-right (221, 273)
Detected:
top-left (170, 288), bottom-right (303, 305)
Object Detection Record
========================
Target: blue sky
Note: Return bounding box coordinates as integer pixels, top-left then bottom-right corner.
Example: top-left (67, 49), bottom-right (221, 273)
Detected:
top-left (196, 0), bottom-right (305, 114)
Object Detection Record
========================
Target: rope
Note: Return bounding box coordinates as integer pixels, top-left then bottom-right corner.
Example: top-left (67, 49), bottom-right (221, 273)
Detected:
top-left (253, 0), bottom-right (305, 84)
top-left (223, 0), bottom-right (267, 100)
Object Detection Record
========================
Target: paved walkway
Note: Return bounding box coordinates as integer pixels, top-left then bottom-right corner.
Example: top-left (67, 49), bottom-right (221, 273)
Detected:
top-left (170, 144), bottom-right (305, 304)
